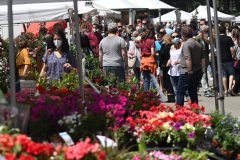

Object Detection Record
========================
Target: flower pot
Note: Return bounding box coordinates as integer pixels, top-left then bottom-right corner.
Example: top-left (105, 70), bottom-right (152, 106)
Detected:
top-left (138, 141), bottom-right (146, 153)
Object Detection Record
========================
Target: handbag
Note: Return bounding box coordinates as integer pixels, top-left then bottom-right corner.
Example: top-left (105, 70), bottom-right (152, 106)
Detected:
top-left (128, 42), bottom-right (137, 68)
top-left (128, 56), bottom-right (136, 68)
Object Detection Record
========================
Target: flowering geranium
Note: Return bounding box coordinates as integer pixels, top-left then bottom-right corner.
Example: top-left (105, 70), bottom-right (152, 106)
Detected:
top-left (126, 103), bottom-right (212, 146)
top-left (61, 138), bottom-right (106, 160)
top-left (0, 134), bottom-right (54, 159)
top-left (0, 133), bottom-right (106, 160)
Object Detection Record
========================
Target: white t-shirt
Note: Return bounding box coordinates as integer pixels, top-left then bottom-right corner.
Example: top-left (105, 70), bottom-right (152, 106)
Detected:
top-left (168, 46), bottom-right (182, 76)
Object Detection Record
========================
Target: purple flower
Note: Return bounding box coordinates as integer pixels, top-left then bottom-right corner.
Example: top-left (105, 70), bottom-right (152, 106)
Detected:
top-left (188, 132), bottom-right (196, 139)
top-left (173, 122), bottom-right (183, 131)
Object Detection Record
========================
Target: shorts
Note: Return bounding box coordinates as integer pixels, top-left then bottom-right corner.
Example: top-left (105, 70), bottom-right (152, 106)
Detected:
top-left (221, 61), bottom-right (235, 77)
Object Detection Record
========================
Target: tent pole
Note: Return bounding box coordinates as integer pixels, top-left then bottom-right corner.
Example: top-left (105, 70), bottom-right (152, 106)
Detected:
top-left (212, 0), bottom-right (225, 115)
top-left (73, 0), bottom-right (84, 103)
top-left (206, 0), bottom-right (219, 111)
top-left (158, 9), bottom-right (161, 24)
top-left (7, 0), bottom-right (16, 107)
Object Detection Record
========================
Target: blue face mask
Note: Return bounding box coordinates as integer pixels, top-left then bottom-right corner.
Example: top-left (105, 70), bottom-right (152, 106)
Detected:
top-left (172, 37), bottom-right (180, 45)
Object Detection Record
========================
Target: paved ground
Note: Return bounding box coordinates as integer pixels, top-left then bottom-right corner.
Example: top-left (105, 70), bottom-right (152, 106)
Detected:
top-left (165, 83), bottom-right (240, 118)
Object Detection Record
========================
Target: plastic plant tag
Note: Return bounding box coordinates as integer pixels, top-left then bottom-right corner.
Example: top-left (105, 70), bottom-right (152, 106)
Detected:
top-left (59, 132), bottom-right (74, 146)
top-left (96, 135), bottom-right (117, 148)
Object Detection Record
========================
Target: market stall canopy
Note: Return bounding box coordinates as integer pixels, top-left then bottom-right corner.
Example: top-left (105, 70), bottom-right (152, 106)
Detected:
top-left (0, 2), bottom-right (95, 24)
top-left (94, 0), bottom-right (175, 10)
top-left (0, 1), bottom-right (121, 24)
top-left (85, 1), bottom-right (121, 19)
top-left (93, 0), bottom-right (143, 9)
top-left (153, 9), bottom-right (192, 24)
top-left (128, 0), bottom-right (175, 10)
top-left (191, 5), bottom-right (235, 21)
top-left (236, 16), bottom-right (240, 22)
top-left (0, 0), bottom-right (73, 5)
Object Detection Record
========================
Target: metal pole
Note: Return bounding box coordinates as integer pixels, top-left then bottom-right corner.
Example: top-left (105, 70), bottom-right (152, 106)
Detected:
top-left (206, 0), bottom-right (219, 111)
top-left (212, 0), bottom-right (225, 115)
top-left (73, 0), bottom-right (84, 101)
top-left (7, 0), bottom-right (16, 107)
top-left (158, 9), bottom-right (161, 25)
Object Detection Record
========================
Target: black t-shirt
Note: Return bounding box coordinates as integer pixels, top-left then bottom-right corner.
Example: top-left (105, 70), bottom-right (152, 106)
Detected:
top-left (219, 35), bottom-right (234, 63)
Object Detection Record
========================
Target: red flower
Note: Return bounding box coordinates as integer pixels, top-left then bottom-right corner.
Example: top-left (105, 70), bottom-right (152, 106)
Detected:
top-left (5, 153), bottom-right (16, 160)
top-left (36, 85), bottom-right (46, 94)
top-left (59, 87), bottom-right (69, 95)
top-left (19, 154), bottom-right (35, 160)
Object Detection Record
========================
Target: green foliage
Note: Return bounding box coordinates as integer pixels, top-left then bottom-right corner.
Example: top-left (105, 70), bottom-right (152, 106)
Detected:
top-left (38, 71), bottom-right (79, 90)
top-left (181, 148), bottom-right (214, 160)
top-left (211, 112), bottom-right (240, 152)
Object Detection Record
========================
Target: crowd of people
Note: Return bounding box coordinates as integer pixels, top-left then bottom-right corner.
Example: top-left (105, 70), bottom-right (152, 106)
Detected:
top-left (13, 17), bottom-right (240, 106)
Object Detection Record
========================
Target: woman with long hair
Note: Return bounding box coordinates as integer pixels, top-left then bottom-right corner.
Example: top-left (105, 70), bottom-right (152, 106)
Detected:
top-left (40, 30), bottom-right (75, 80)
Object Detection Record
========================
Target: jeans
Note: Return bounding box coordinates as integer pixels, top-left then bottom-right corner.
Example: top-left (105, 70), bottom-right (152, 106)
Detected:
top-left (133, 67), bottom-right (141, 82)
top-left (176, 70), bottom-right (203, 106)
top-left (103, 66), bottom-right (125, 82)
top-left (201, 72), bottom-right (209, 92)
top-left (170, 76), bottom-right (179, 95)
top-left (142, 70), bottom-right (160, 93)
top-left (142, 70), bottom-right (151, 91)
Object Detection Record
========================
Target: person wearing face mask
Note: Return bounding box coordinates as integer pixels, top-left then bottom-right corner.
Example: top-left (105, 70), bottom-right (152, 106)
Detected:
top-left (88, 24), bottom-right (103, 57)
top-left (166, 32), bottom-right (183, 97)
top-left (127, 32), bottom-right (141, 85)
top-left (40, 30), bottom-right (76, 80)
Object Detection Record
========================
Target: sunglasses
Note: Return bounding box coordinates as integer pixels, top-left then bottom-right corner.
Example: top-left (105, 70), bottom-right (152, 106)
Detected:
top-left (118, 26), bottom-right (123, 28)
top-left (172, 35), bottom-right (179, 38)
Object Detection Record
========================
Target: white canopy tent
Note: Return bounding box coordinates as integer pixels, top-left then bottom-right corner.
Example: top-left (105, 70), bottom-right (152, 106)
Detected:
top-left (153, 9), bottom-right (192, 24)
top-left (128, 0), bottom-right (175, 10)
top-left (191, 5), bottom-right (235, 21)
top-left (235, 16), bottom-right (240, 22)
top-left (94, 0), bottom-right (175, 10)
top-left (0, 1), bottom-right (121, 24)
top-left (94, 0), bottom-right (143, 10)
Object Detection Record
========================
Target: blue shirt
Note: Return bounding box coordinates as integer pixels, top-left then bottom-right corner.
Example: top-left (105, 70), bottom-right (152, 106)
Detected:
top-left (42, 51), bottom-right (72, 80)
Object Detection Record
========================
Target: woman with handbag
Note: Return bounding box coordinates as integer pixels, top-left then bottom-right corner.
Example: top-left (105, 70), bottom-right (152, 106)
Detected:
top-left (40, 30), bottom-right (76, 81)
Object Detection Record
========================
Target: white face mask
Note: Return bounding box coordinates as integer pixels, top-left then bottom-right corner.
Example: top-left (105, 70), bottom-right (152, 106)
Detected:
top-left (54, 40), bottom-right (62, 48)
